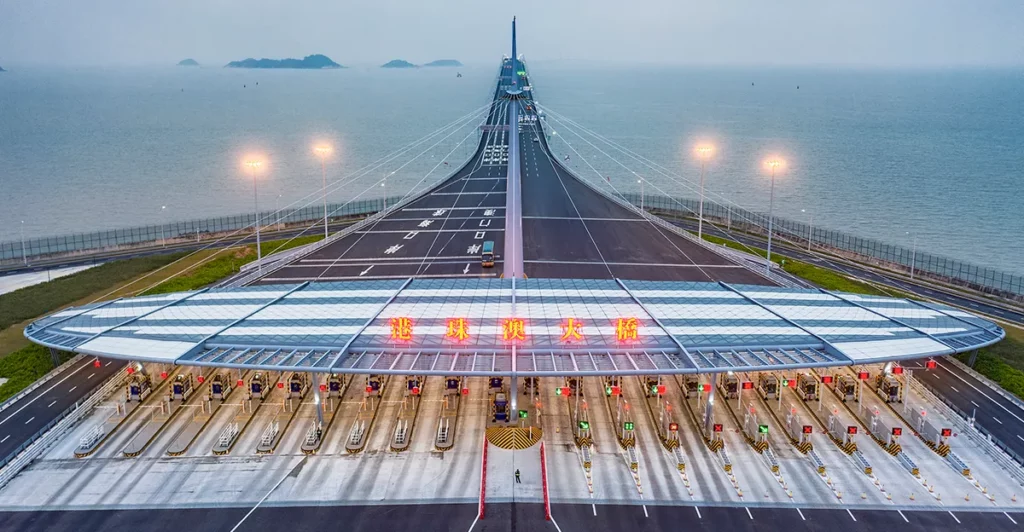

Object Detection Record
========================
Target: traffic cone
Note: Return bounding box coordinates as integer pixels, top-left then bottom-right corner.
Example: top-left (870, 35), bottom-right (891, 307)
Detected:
top-left (909, 493), bottom-right (915, 500)
top-left (861, 492), bottom-right (867, 499)
top-left (965, 494), bottom-right (970, 501)
top-left (1012, 493), bottom-right (1017, 502)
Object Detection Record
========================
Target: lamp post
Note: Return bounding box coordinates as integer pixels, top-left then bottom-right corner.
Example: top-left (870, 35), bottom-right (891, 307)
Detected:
top-left (637, 178), bottom-right (645, 212)
top-left (696, 145), bottom-right (713, 240)
top-left (160, 205), bottom-right (167, 247)
top-left (764, 159), bottom-right (783, 275)
top-left (276, 194), bottom-right (282, 229)
top-left (245, 159), bottom-right (263, 274)
top-left (906, 231), bottom-right (918, 280)
top-left (20, 220), bottom-right (27, 266)
top-left (802, 208), bottom-right (813, 251)
top-left (314, 145), bottom-right (332, 239)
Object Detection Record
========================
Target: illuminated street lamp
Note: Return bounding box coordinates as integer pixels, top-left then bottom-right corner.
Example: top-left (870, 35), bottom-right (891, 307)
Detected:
top-left (695, 145), bottom-right (713, 240)
top-left (764, 158), bottom-right (783, 274)
top-left (802, 208), bottom-right (813, 251)
top-left (314, 145), bottom-right (332, 240)
top-left (160, 205), bottom-right (167, 247)
top-left (637, 178), bottom-right (645, 212)
top-left (20, 220), bottom-right (27, 266)
top-left (245, 159), bottom-right (264, 274)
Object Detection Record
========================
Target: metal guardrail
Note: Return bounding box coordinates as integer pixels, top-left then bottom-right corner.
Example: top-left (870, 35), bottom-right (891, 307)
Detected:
top-left (0, 369), bottom-right (127, 489)
top-left (0, 355), bottom-right (85, 415)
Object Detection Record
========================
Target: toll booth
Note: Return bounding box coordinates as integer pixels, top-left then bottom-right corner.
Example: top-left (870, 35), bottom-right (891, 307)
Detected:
top-left (366, 375), bottom-right (385, 397)
top-left (288, 372), bottom-right (309, 398)
top-left (722, 374), bottom-right (739, 399)
top-left (643, 376), bottom-right (660, 398)
top-left (522, 377), bottom-right (539, 396)
top-left (682, 375), bottom-right (700, 398)
top-left (444, 377), bottom-right (461, 396)
top-left (493, 392), bottom-right (509, 422)
top-left (210, 374), bottom-right (231, 400)
top-left (406, 377), bottom-right (422, 397)
top-left (250, 373), bottom-right (269, 400)
top-left (797, 373), bottom-right (819, 401)
top-left (875, 375), bottom-right (902, 403)
top-left (328, 375), bottom-right (344, 397)
top-left (834, 375), bottom-right (858, 402)
top-left (489, 377), bottom-right (504, 390)
top-left (127, 374), bottom-right (152, 402)
top-left (170, 374), bottom-right (194, 402)
top-left (758, 374), bottom-right (779, 400)
top-left (604, 376), bottom-right (621, 392)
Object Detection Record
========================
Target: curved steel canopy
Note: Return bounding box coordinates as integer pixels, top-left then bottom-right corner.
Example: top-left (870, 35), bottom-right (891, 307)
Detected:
top-left (25, 278), bottom-right (1004, 376)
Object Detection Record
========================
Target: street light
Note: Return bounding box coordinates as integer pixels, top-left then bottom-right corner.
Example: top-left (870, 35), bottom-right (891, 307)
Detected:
top-left (695, 144), bottom-right (713, 240)
top-left (160, 205), bottom-right (167, 247)
top-left (764, 158), bottom-right (784, 274)
top-left (245, 159), bottom-right (264, 274)
top-left (20, 220), bottom-right (27, 266)
top-left (906, 231), bottom-right (918, 280)
top-left (637, 178), bottom-right (645, 212)
top-left (314, 144), bottom-right (332, 240)
top-left (801, 208), bottom-right (813, 251)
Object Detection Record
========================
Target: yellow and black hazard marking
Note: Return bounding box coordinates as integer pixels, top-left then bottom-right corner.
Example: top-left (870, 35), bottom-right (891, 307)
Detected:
top-left (486, 427), bottom-right (543, 450)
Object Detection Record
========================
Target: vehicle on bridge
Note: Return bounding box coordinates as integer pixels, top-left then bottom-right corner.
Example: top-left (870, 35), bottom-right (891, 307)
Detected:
top-left (481, 240), bottom-right (495, 267)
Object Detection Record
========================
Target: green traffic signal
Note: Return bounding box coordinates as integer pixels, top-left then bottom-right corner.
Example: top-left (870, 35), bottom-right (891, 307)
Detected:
top-left (555, 387), bottom-right (563, 396)
top-left (579, 420), bottom-right (590, 430)
top-left (758, 424), bottom-right (769, 434)
top-left (624, 421), bottom-right (634, 431)
top-left (605, 386), bottom-right (613, 396)
top-left (519, 410), bottom-right (528, 419)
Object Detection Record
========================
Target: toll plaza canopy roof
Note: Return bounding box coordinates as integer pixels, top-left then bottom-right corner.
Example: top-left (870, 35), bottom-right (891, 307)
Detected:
top-left (25, 278), bottom-right (1004, 377)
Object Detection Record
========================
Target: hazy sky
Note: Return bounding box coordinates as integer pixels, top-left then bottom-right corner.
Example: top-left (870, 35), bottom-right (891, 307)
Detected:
top-left (1, 0), bottom-right (1022, 67)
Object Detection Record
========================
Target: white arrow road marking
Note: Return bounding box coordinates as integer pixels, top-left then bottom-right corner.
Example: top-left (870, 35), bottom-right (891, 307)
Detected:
top-left (359, 265), bottom-right (375, 276)
top-left (464, 263), bottom-right (471, 274)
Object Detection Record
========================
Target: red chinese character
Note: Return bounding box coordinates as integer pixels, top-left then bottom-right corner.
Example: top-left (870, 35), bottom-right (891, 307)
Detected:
top-left (502, 318), bottom-right (526, 341)
top-left (560, 318), bottom-right (583, 343)
top-left (446, 318), bottom-right (470, 342)
top-left (389, 317), bottom-right (413, 341)
top-left (616, 317), bottom-right (639, 341)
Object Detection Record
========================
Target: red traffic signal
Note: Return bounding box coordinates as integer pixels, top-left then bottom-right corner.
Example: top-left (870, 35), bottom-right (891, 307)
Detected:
top-left (611, 385), bottom-right (621, 396)
top-left (411, 386), bottom-right (420, 395)
top-left (821, 375), bottom-right (833, 384)
top-left (802, 425), bottom-right (813, 434)
top-left (701, 383), bottom-right (712, 393)
top-left (787, 379), bottom-right (797, 388)
top-left (319, 384), bottom-right (327, 392)
top-left (126, 367), bottom-right (135, 374)
top-left (160, 371), bottom-right (168, 380)
top-left (656, 384), bottom-right (666, 395)
top-left (93, 359), bottom-right (101, 368)
top-left (669, 422), bottom-right (679, 431)
top-left (940, 428), bottom-right (952, 437)
top-left (892, 366), bottom-right (904, 375)
top-left (925, 360), bottom-right (937, 370)
top-left (713, 423), bottom-right (723, 433)
top-left (560, 387), bottom-right (571, 396)
top-left (237, 379), bottom-right (244, 387)
top-left (461, 387), bottom-right (470, 396)
top-left (277, 382), bottom-right (285, 389)
top-left (847, 426), bottom-right (858, 435)
top-left (197, 375), bottom-right (205, 384)
top-left (857, 372), bottom-right (869, 380)
top-left (892, 427), bottom-right (903, 436)
top-left (741, 381), bottom-right (754, 390)
top-left (365, 385), bottom-right (374, 393)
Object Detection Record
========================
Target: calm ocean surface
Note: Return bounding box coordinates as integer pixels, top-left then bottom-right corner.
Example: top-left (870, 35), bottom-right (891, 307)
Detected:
top-left (1, 64), bottom-right (1022, 274)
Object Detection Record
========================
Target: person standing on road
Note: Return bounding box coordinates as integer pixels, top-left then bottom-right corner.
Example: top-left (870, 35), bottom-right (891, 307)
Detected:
top-left (515, 469), bottom-right (521, 483)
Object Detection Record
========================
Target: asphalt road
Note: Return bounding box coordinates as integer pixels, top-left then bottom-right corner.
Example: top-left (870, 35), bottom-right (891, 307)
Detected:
top-left (0, 356), bottom-right (122, 465)
top-left (0, 503), bottom-right (1018, 532)
top-left (517, 101), bottom-right (767, 284)
top-left (669, 216), bottom-right (1024, 461)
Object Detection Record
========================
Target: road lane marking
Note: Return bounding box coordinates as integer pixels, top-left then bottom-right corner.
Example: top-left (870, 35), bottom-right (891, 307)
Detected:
top-left (1005, 512), bottom-right (1017, 525)
top-left (898, 510), bottom-right (909, 523)
top-left (47, 400), bottom-right (56, 408)
top-left (695, 507), bottom-right (701, 519)
top-left (948, 511), bottom-right (960, 524)
top-left (993, 417), bottom-right (1003, 424)
top-left (87, 373), bottom-right (95, 380)
top-left (105, 361), bottom-right (112, 366)
top-left (24, 417), bottom-right (34, 425)
top-left (971, 400), bottom-right (981, 408)
top-left (1017, 435), bottom-right (1023, 442)
top-left (68, 386), bottom-right (77, 393)
top-left (0, 358), bottom-right (96, 427)
top-left (745, 507), bottom-right (753, 520)
top-left (0, 436), bottom-right (8, 443)
top-left (937, 360), bottom-right (1024, 423)
top-left (359, 265), bottom-right (374, 276)
top-left (847, 509), bottom-right (856, 522)
top-left (949, 386), bottom-right (959, 393)
top-left (796, 508), bottom-right (805, 521)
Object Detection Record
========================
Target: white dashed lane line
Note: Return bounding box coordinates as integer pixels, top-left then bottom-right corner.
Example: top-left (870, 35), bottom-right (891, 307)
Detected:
top-left (24, 417), bottom-right (34, 425)
top-left (0, 435), bottom-right (8, 443)
top-left (47, 400), bottom-right (57, 408)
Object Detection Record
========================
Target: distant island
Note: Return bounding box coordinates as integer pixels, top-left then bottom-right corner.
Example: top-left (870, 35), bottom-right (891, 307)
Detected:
top-left (177, 58), bottom-right (199, 67)
top-left (381, 59), bottom-right (417, 69)
top-left (225, 54), bottom-right (342, 69)
top-left (0, 65), bottom-right (5, 72)
top-left (424, 59), bottom-right (462, 67)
